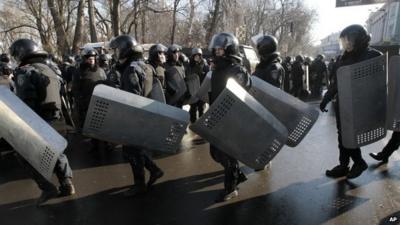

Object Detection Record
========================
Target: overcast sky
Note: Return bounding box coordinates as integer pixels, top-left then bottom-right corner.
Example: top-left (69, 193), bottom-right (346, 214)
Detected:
top-left (304, 0), bottom-right (384, 45)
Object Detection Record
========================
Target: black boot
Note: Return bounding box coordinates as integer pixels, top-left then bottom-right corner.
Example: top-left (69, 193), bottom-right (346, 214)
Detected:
top-left (369, 152), bottom-right (389, 163)
top-left (59, 178), bottom-right (76, 196)
top-left (124, 184), bottom-right (147, 197)
top-left (325, 165), bottom-right (349, 178)
top-left (347, 161), bottom-right (368, 179)
top-left (214, 189), bottom-right (238, 203)
top-left (236, 171), bottom-right (247, 186)
top-left (36, 185), bottom-right (59, 207)
top-left (147, 169), bottom-right (164, 188)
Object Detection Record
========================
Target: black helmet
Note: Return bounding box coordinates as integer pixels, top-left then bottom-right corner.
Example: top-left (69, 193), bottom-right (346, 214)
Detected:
top-left (99, 54), bottom-right (110, 62)
top-left (340, 24), bottom-right (371, 52)
top-left (0, 53), bottom-right (10, 63)
top-left (208, 32), bottom-right (240, 58)
top-left (9, 39), bottom-right (47, 63)
top-left (253, 35), bottom-right (278, 59)
top-left (63, 54), bottom-right (75, 64)
top-left (191, 48), bottom-right (203, 56)
top-left (316, 54), bottom-right (324, 61)
top-left (295, 55), bottom-right (304, 63)
top-left (168, 44), bottom-right (182, 54)
top-left (81, 47), bottom-right (98, 57)
top-left (149, 44), bottom-right (168, 62)
top-left (284, 56), bottom-right (292, 63)
top-left (109, 35), bottom-right (140, 60)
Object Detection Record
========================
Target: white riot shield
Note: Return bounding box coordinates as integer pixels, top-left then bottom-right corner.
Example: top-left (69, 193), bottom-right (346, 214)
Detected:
top-left (83, 85), bottom-right (189, 153)
top-left (249, 76), bottom-right (319, 147)
top-left (387, 56), bottom-right (400, 131)
top-left (0, 86), bottom-right (67, 181)
top-left (337, 55), bottom-right (387, 148)
top-left (190, 79), bottom-right (288, 169)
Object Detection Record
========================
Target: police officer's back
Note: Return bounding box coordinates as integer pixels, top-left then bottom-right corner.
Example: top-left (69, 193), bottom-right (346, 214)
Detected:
top-left (109, 35), bottom-right (164, 197)
top-left (9, 38), bottom-right (75, 206)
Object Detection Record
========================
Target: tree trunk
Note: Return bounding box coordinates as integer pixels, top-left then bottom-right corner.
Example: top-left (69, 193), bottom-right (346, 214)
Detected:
top-left (88, 0), bottom-right (98, 42)
top-left (47, 0), bottom-right (69, 54)
top-left (170, 0), bottom-right (180, 44)
top-left (205, 0), bottom-right (221, 44)
top-left (111, 0), bottom-right (120, 36)
top-left (72, 0), bottom-right (85, 54)
top-left (186, 0), bottom-right (195, 46)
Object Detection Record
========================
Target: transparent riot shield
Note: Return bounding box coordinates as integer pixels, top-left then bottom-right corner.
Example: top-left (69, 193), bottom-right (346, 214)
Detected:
top-left (190, 79), bottom-right (288, 169)
top-left (387, 56), bottom-right (400, 131)
top-left (0, 86), bottom-right (67, 181)
top-left (83, 85), bottom-right (189, 153)
top-left (248, 76), bottom-right (319, 147)
top-left (337, 55), bottom-right (387, 148)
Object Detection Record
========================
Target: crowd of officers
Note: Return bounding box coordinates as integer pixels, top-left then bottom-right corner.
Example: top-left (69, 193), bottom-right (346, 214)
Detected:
top-left (1, 24), bottom-right (398, 207)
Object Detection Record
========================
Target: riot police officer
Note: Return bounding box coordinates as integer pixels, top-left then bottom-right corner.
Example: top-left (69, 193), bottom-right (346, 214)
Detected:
top-left (310, 54), bottom-right (327, 97)
top-left (209, 32), bottom-right (249, 202)
top-left (187, 48), bottom-right (209, 123)
top-left (147, 44), bottom-right (168, 88)
top-left (165, 44), bottom-right (187, 108)
top-left (320, 24), bottom-right (382, 179)
top-left (72, 47), bottom-right (106, 150)
top-left (282, 56), bottom-right (292, 93)
top-left (9, 39), bottom-right (75, 206)
top-left (291, 55), bottom-right (304, 98)
top-left (98, 53), bottom-right (111, 74)
top-left (252, 35), bottom-right (285, 89)
top-left (109, 35), bottom-right (164, 197)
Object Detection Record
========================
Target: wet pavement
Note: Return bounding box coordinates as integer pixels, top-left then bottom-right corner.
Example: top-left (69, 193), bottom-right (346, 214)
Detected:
top-left (1, 101), bottom-right (400, 225)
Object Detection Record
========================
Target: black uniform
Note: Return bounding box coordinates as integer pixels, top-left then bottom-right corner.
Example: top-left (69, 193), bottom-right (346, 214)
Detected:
top-left (282, 58), bottom-right (292, 93)
top-left (291, 60), bottom-right (304, 97)
top-left (321, 47), bottom-right (382, 177)
top-left (72, 63), bottom-right (106, 127)
top-left (310, 58), bottom-right (327, 97)
top-left (14, 56), bottom-right (74, 200)
top-left (210, 57), bottom-right (249, 198)
top-left (253, 53), bottom-right (284, 88)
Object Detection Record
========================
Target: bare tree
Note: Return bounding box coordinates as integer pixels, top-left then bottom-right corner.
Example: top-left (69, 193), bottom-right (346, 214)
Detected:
top-left (72, 0), bottom-right (85, 54)
top-left (47, 0), bottom-right (70, 54)
top-left (88, 0), bottom-right (98, 42)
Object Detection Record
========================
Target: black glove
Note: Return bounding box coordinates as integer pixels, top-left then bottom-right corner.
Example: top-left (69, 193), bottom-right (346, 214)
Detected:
top-left (319, 99), bottom-right (328, 112)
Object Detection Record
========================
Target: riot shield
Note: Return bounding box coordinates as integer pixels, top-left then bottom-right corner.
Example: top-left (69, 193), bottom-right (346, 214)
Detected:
top-left (185, 74), bottom-right (200, 104)
top-left (83, 85), bottom-right (189, 153)
top-left (148, 78), bottom-right (166, 103)
top-left (195, 73), bottom-right (211, 103)
top-left (190, 79), bottom-right (288, 169)
top-left (165, 67), bottom-right (187, 105)
top-left (337, 55), bottom-right (387, 148)
top-left (387, 56), bottom-right (400, 131)
top-left (248, 76), bottom-right (319, 147)
top-left (0, 86), bottom-right (67, 181)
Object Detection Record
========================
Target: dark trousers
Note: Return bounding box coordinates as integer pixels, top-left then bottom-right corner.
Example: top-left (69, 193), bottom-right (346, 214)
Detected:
top-left (380, 131), bottom-right (400, 158)
top-left (210, 145), bottom-right (239, 193)
top-left (17, 152), bottom-right (73, 191)
top-left (189, 100), bottom-right (205, 123)
top-left (122, 146), bottom-right (161, 186)
top-left (334, 103), bottom-right (364, 166)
